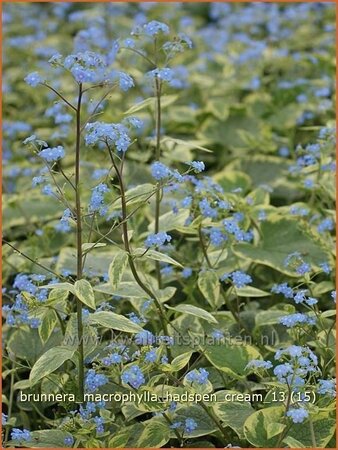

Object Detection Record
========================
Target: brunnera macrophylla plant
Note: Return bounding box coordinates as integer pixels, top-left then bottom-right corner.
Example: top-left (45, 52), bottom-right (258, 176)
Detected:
top-left (2, 4), bottom-right (336, 449)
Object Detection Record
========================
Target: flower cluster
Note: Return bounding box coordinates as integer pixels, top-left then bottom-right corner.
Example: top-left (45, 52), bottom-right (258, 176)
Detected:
top-left (85, 370), bottom-right (108, 393)
top-left (220, 270), bottom-right (252, 288)
top-left (186, 368), bottom-right (209, 385)
top-left (171, 418), bottom-right (198, 434)
top-left (89, 183), bottom-right (110, 216)
top-left (121, 365), bottom-right (145, 389)
top-left (11, 428), bottom-right (32, 442)
top-left (144, 232), bottom-right (172, 248)
top-left (38, 145), bottom-right (65, 162)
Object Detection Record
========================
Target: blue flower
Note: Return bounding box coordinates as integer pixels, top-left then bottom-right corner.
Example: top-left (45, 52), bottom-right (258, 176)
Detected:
top-left (161, 265), bottom-right (173, 276)
top-left (317, 379), bottom-right (336, 397)
top-left (319, 262), bottom-right (331, 274)
top-left (85, 369), bottom-right (108, 393)
top-left (143, 21), bottom-right (169, 36)
top-left (147, 68), bottom-right (174, 82)
top-left (24, 72), bottom-right (43, 87)
top-left (144, 232), bottom-right (171, 248)
top-left (124, 38), bottom-right (135, 48)
top-left (135, 330), bottom-right (155, 346)
top-left (2, 413), bottom-right (8, 425)
top-left (11, 428), bottom-right (31, 441)
top-left (317, 218), bottom-right (334, 233)
top-left (199, 198), bottom-right (217, 218)
top-left (38, 145), bottom-right (65, 162)
top-left (293, 290), bottom-right (307, 304)
top-left (55, 208), bottom-right (73, 233)
top-left (296, 262), bottom-right (311, 275)
top-left (181, 267), bottom-right (193, 278)
top-left (121, 365), bottom-right (145, 388)
top-left (331, 290), bottom-right (336, 303)
top-left (286, 407), bottom-right (308, 423)
top-left (93, 416), bottom-right (104, 433)
top-left (85, 122), bottom-right (132, 152)
top-left (184, 418), bottom-right (197, 434)
top-left (109, 71), bottom-right (134, 91)
top-left (102, 353), bottom-right (122, 366)
top-left (209, 228), bottom-right (227, 246)
top-left (211, 329), bottom-right (224, 340)
top-left (151, 161), bottom-right (171, 180)
top-left (279, 313), bottom-right (316, 327)
top-left (145, 349), bottom-right (157, 363)
top-left (42, 184), bottom-right (54, 196)
top-left (229, 271), bottom-right (252, 288)
top-left (64, 436), bottom-right (74, 447)
top-left (274, 363), bottom-right (293, 381)
top-left (246, 359), bottom-right (273, 370)
top-left (186, 368), bottom-right (209, 385)
top-left (187, 161), bottom-right (205, 173)
top-left (89, 183), bottom-right (109, 216)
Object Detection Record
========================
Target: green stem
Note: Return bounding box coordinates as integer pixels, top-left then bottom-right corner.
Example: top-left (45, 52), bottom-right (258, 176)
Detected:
top-left (4, 359), bottom-right (16, 444)
top-left (75, 83), bottom-right (85, 402)
top-left (309, 416), bottom-right (317, 448)
top-left (199, 402), bottom-right (229, 443)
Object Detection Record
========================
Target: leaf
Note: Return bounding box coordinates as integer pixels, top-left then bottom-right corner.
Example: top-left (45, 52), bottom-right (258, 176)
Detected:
top-left (88, 311), bottom-right (143, 333)
top-left (137, 419), bottom-right (170, 448)
top-left (255, 309), bottom-right (289, 327)
top-left (55, 247), bottom-right (116, 276)
top-left (7, 328), bottom-right (63, 363)
top-left (234, 216), bottom-right (329, 275)
top-left (214, 170), bottom-right (251, 192)
top-left (74, 279), bottom-right (96, 309)
top-left (94, 282), bottom-right (146, 298)
top-left (266, 422), bottom-right (286, 439)
top-left (198, 270), bottom-right (220, 308)
top-left (39, 309), bottom-right (58, 344)
top-left (204, 343), bottom-right (261, 378)
top-left (109, 423), bottom-right (144, 448)
top-left (243, 406), bottom-right (284, 447)
top-left (29, 346), bottom-right (75, 386)
top-left (166, 304), bottom-right (218, 324)
top-left (287, 414), bottom-right (336, 448)
top-left (3, 193), bottom-right (60, 230)
top-left (112, 183), bottom-right (155, 209)
top-left (213, 400), bottom-right (254, 439)
top-left (108, 250), bottom-right (129, 288)
top-left (148, 209), bottom-right (190, 232)
top-left (124, 95), bottom-right (178, 115)
top-left (170, 405), bottom-right (218, 438)
top-left (161, 136), bottom-right (213, 153)
top-left (170, 352), bottom-right (193, 371)
top-left (62, 316), bottom-right (98, 357)
top-left (40, 282), bottom-right (75, 295)
top-left (235, 286), bottom-right (270, 297)
top-left (134, 248), bottom-right (183, 267)
top-left (156, 286), bottom-right (177, 303)
top-left (9, 430), bottom-right (74, 448)
top-left (282, 436), bottom-right (306, 448)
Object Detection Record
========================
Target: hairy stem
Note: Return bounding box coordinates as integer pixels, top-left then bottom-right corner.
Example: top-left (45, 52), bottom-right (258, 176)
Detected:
top-left (107, 147), bottom-right (171, 353)
top-left (154, 75), bottom-right (163, 288)
top-left (75, 83), bottom-right (85, 401)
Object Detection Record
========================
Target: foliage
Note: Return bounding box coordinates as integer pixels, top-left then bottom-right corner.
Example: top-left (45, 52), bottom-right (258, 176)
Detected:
top-left (2, 2), bottom-right (336, 449)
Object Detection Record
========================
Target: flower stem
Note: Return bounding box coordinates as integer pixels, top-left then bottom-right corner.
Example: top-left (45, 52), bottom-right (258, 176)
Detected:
top-left (154, 76), bottom-right (163, 289)
top-left (4, 358), bottom-right (16, 444)
top-left (107, 147), bottom-right (171, 355)
top-left (75, 83), bottom-right (84, 401)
